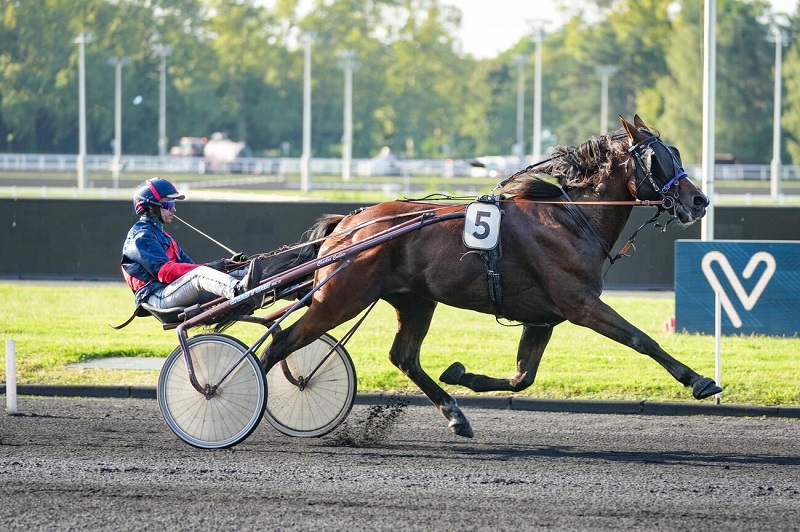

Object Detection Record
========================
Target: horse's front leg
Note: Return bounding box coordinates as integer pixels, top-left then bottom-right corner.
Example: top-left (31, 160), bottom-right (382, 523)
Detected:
top-left (440, 324), bottom-right (554, 392)
top-left (385, 295), bottom-right (474, 438)
top-left (566, 297), bottom-right (721, 399)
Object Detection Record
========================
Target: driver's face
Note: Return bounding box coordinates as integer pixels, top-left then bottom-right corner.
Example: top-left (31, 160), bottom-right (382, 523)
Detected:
top-left (160, 204), bottom-right (176, 224)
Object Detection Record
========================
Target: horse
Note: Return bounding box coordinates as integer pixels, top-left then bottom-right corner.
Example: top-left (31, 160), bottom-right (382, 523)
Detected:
top-left (260, 115), bottom-right (720, 438)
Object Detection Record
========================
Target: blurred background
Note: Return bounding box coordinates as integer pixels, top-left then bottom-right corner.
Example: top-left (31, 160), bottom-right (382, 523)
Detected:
top-left (1, 0), bottom-right (799, 200)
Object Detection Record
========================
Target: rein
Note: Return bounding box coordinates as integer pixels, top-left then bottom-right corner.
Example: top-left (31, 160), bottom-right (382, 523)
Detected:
top-left (393, 192), bottom-right (668, 269)
top-left (604, 208), bottom-right (663, 270)
top-left (503, 194), bottom-right (666, 267)
top-left (251, 203), bottom-right (464, 263)
top-left (250, 132), bottom-right (679, 281)
top-left (505, 198), bottom-right (662, 206)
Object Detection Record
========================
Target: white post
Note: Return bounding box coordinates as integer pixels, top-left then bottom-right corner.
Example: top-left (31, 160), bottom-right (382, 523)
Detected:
top-left (155, 44), bottom-right (172, 157)
top-left (600, 73), bottom-right (609, 134)
top-left (513, 54), bottom-right (526, 161)
top-left (594, 66), bottom-right (618, 134)
top-left (74, 32), bottom-right (91, 190)
top-left (6, 340), bottom-right (17, 415)
top-left (714, 291), bottom-right (722, 405)
top-left (530, 21), bottom-right (545, 162)
top-left (337, 51), bottom-right (357, 182)
top-left (771, 25), bottom-right (784, 201)
top-left (109, 56), bottom-right (129, 187)
top-left (701, 0), bottom-right (716, 241)
top-left (300, 33), bottom-right (316, 193)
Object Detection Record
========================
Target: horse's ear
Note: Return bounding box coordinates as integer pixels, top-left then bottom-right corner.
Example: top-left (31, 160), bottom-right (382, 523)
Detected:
top-left (619, 115), bottom-right (636, 141)
top-left (633, 114), bottom-right (650, 131)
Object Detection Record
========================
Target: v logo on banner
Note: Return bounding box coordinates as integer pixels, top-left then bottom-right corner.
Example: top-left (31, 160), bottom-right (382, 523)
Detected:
top-left (701, 251), bottom-right (776, 328)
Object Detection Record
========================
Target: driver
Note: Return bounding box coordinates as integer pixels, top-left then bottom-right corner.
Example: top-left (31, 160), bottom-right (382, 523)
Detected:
top-left (121, 177), bottom-right (262, 310)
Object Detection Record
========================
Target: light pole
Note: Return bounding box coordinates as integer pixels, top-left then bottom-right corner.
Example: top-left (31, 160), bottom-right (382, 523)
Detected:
top-left (154, 43), bottom-right (172, 157)
top-left (702, 0), bottom-right (716, 241)
top-left (513, 54), bottom-right (526, 160)
top-left (74, 32), bottom-right (91, 190)
top-left (530, 21), bottom-right (546, 161)
top-left (108, 56), bottom-right (130, 187)
top-left (594, 65), bottom-right (618, 134)
top-left (337, 50), bottom-right (358, 182)
top-left (300, 32), bottom-right (315, 192)
top-left (770, 23), bottom-right (787, 201)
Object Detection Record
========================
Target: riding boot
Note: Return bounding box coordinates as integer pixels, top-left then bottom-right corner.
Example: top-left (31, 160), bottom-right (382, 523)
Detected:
top-left (242, 258), bottom-right (263, 292)
top-left (235, 258), bottom-right (264, 312)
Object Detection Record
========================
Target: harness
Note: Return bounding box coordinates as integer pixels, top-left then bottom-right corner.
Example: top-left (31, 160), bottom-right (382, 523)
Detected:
top-left (463, 129), bottom-right (691, 322)
top-left (628, 133), bottom-right (688, 213)
top-left (472, 194), bottom-right (505, 318)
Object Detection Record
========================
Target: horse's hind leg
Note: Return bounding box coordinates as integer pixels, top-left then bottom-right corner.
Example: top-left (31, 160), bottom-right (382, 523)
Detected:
top-left (440, 324), bottom-right (553, 392)
top-left (385, 294), bottom-right (474, 438)
top-left (260, 288), bottom-right (373, 372)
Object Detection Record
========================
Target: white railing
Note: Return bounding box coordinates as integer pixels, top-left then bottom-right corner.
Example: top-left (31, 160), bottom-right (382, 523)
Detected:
top-left (1, 153), bottom-right (799, 181)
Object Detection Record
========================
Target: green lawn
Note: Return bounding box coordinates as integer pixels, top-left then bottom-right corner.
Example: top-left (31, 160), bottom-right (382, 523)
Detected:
top-left (1, 283), bottom-right (798, 406)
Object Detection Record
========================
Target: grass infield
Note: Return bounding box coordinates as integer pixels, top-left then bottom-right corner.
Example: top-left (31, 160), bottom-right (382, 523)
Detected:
top-left (1, 283), bottom-right (798, 406)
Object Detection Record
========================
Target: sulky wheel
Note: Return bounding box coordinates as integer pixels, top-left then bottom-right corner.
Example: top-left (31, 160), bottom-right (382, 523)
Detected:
top-left (158, 333), bottom-right (267, 449)
top-left (264, 333), bottom-right (356, 438)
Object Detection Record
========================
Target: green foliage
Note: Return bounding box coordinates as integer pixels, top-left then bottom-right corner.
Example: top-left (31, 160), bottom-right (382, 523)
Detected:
top-left (0, 0), bottom-right (796, 163)
top-left (1, 284), bottom-right (798, 405)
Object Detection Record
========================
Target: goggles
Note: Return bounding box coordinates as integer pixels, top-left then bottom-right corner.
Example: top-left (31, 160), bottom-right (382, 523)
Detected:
top-left (160, 200), bottom-right (175, 211)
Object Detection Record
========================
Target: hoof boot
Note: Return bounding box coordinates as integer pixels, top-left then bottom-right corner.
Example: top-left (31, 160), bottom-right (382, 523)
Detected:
top-left (440, 362), bottom-right (466, 385)
top-left (693, 377), bottom-right (722, 399)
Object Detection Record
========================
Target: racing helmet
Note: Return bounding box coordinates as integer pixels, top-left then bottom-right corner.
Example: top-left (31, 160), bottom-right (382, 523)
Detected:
top-left (133, 177), bottom-right (185, 215)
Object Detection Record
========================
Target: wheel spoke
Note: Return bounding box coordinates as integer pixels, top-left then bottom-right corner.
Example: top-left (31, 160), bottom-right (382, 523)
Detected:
top-left (265, 334), bottom-right (356, 437)
top-left (157, 334), bottom-right (266, 449)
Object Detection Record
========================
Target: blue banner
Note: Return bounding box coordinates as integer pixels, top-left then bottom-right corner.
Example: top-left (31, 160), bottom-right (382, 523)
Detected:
top-left (675, 240), bottom-right (800, 336)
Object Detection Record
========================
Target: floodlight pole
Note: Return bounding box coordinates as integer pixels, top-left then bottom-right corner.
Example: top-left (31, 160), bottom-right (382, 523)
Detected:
top-left (530, 21), bottom-right (545, 161)
top-left (300, 33), bottom-right (316, 193)
top-left (337, 50), bottom-right (358, 182)
top-left (594, 65), bottom-right (618, 134)
top-left (701, 0), bottom-right (716, 241)
top-left (108, 56), bottom-right (130, 187)
top-left (74, 32), bottom-right (91, 190)
top-left (154, 44), bottom-right (172, 157)
top-left (513, 55), bottom-right (526, 160)
top-left (771, 25), bottom-right (785, 201)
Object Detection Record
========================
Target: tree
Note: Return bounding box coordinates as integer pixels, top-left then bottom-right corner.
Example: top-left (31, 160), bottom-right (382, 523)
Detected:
top-left (778, 6), bottom-right (800, 164)
top-left (650, 0), bottom-right (773, 163)
top-left (0, 0), bottom-right (786, 164)
top-left (714, 0), bottom-right (773, 163)
top-left (0, 0), bottom-right (88, 152)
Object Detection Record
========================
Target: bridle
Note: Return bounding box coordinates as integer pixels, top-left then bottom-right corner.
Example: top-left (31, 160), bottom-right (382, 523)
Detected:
top-left (628, 132), bottom-right (688, 212)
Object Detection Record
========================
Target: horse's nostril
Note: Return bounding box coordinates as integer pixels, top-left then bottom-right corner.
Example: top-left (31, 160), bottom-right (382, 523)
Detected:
top-left (694, 194), bottom-right (709, 208)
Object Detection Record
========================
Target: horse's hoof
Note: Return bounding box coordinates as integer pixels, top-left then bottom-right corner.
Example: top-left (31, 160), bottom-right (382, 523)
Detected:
top-left (692, 377), bottom-right (722, 399)
top-left (440, 362), bottom-right (466, 385)
top-left (448, 418), bottom-right (474, 438)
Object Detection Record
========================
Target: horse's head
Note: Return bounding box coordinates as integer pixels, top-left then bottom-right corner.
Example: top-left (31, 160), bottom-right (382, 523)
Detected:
top-left (620, 115), bottom-right (709, 225)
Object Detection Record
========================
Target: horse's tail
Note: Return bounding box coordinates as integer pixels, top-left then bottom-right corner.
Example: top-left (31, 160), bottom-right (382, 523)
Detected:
top-left (263, 213), bottom-right (344, 276)
top-left (262, 213), bottom-right (345, 277)
top-left (306, 213), bottom-right (346, 243)
top-left (212, 214), bottom-right (347, 333)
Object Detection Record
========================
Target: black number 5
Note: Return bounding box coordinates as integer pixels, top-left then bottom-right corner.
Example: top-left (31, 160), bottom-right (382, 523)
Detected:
top-left (472, 210), bottom-right (491, 240)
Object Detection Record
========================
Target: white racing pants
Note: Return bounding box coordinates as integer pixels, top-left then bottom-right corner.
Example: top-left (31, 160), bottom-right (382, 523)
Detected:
top-left (145, 265), bottom-right (246, 309)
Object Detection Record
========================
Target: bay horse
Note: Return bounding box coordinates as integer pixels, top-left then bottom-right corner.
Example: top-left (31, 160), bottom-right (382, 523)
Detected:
top-left (261, 115), bottom-right (720, 438)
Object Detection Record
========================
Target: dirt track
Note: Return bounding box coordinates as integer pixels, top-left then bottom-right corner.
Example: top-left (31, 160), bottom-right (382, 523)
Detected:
top-left (1, 397), bottom-right (798, 531)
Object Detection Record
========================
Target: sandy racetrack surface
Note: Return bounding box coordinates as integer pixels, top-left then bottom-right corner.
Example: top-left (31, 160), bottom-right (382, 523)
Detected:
top-left (1, 397), bottom-right (798, 531)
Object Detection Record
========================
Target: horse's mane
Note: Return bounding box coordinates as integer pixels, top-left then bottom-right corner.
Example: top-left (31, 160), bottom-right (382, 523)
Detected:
top-left (500, 130), bottom-right (629, 199)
